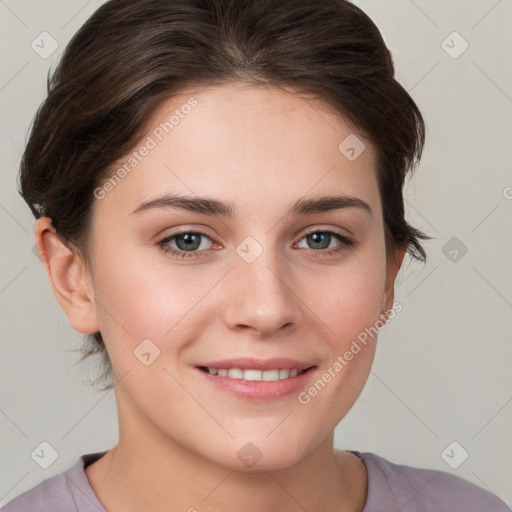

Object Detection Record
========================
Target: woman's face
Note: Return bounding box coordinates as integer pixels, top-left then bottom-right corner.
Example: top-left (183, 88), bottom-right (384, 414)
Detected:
top-left (82, 82), bottom-right (401, 470)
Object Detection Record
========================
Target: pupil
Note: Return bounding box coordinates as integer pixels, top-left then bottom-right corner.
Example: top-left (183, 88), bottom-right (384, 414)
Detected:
top-left (309, 232), bottom-right (329, 249)
top-left (177, 233), bottom-right (200, 251)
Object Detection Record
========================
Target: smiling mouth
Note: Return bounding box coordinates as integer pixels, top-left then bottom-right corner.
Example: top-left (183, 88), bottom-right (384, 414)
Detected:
top-left (197, 366), bottom-right (315, 381)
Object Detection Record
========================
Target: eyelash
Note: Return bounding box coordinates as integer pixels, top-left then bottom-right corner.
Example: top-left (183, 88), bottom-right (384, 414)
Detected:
top-left (156, 228), bottom-right (355, 260)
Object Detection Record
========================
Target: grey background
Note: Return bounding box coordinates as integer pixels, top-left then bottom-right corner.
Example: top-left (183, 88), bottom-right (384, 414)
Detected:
top-left (1, 0), bottom-right (511, 507)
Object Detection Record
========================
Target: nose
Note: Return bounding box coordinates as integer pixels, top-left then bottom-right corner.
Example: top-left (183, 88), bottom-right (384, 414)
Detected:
top-left (222, 244), bottom-right (303, 338)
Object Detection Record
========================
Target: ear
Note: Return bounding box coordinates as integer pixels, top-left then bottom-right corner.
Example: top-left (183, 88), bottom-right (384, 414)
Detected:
top-left (380, 245), bottom-right (407, 316)
top-left (34, 217), bottom-right (100, 335)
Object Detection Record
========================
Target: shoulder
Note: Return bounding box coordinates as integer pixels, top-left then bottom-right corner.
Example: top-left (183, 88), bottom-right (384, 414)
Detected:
top-left (1, 452), bottom-right (107, 512)
top-left (352, 451), bottom-right (511, 512)
top-left (2, 471), bottom-right (73, 512)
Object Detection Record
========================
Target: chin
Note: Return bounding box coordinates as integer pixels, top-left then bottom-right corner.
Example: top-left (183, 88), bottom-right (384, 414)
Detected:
top-left (200, 434), bottom-right (314, 472)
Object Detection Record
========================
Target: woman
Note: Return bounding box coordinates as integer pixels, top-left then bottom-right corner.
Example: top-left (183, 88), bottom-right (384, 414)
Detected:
top-left (4, 0), bottom-right (510, 510)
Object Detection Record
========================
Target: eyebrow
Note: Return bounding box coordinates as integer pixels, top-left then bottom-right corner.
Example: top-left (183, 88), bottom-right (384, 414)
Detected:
top-left (131, 193), bottom-right (372, 218)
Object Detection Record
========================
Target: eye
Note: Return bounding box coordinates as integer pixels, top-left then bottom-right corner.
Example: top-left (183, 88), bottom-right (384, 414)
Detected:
top-left (295, 229), bottom-right (354, 258)
top-left (157, 229), bottom-right (215, 259)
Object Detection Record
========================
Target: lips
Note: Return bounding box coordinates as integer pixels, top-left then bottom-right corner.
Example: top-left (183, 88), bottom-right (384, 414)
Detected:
top-left (195, 357), bottom-right (315, 371)
top-left (194, 357), bottom-right (317, 400)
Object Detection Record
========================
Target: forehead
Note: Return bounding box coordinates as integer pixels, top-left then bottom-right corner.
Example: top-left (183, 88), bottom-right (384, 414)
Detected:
top-left (95, 82), bottom-right (381, 219)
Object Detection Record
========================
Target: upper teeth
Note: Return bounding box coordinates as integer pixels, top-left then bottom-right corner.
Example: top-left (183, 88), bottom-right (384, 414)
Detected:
top-left (207, 368), bottom-right (303, 381)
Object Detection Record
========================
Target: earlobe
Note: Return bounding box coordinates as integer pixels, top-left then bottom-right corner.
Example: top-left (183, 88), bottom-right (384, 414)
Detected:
top-left (380, 245), bottom-right (407, 316)
top-left (34, 217), bottom-right (100, 335)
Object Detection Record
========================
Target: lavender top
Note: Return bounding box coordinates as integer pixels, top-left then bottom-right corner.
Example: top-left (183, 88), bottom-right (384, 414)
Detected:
top-left (3, 450), bottom-right (510, 511)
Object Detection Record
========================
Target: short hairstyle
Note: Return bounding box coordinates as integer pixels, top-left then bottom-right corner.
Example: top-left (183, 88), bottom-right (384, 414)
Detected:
top-left (19, 0), bottom-right (430, 391)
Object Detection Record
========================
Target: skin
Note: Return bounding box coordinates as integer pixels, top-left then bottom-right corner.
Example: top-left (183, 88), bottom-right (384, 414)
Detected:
top-left (35, 81), bottom-right (405, 512)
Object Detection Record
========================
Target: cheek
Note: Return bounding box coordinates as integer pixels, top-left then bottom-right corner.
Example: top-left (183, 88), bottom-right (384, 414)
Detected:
top-left (293, 258), bottom-right (387, 423)
top-left (305, 249), bottom-right (387, 347)
top-left (91, 243), bottom-right (217, 354)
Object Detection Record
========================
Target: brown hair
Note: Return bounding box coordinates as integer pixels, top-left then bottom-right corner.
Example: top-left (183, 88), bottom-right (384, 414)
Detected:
top-left (19, 0), bottom-right (430, 391)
